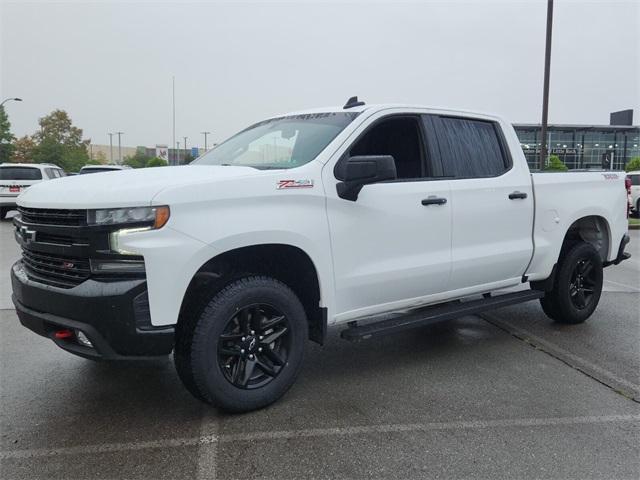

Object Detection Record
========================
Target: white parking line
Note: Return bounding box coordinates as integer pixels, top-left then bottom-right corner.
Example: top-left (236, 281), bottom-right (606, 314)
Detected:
top-left (604, 279), bottom-right (640, 292)
top-left (196, 409), bottom-right (219, 480)
top-left (2, 414), bottom-right (638, 461)
top-left (481, 312), bottom-right (640, 399)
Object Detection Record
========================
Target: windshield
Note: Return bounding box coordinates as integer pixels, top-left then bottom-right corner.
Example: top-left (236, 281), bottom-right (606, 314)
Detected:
top-left (193, 112), bottom-right (359, 169)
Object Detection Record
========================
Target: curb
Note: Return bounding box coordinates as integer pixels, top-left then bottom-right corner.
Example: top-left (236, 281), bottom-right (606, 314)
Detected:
top-left (629, 224), bottom-right (640, 230)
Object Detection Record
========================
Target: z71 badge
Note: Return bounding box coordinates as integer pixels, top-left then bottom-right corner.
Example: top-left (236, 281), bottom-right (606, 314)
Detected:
top-left (277, 179), bottom-right (314, 189)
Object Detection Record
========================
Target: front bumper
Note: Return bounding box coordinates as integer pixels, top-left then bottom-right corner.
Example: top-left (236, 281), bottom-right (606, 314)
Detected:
top-left (11, 261), bottom-right (174, 360)
top-left (0, 197), bottom-right (18, 208)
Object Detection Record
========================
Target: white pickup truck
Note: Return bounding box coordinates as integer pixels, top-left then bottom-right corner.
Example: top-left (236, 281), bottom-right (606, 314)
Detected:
top-left (11, 99), bottom-right (630, 412)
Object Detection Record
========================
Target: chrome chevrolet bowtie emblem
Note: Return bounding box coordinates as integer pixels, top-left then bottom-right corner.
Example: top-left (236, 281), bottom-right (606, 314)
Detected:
top-left (18, 225), bottom-right (36, 244)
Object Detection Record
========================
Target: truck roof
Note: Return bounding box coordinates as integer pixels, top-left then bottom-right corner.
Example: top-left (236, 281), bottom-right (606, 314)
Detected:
top-left (276, 103), bottom-right (504, 122)
top-left (0, 163), bottom-right (60, 169)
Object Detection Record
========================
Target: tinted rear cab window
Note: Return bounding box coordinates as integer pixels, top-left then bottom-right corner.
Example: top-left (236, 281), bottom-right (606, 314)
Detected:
top-left (432, 116), bottom-right (509, 178)
top-left (0, 167), bottom-right (43, 180)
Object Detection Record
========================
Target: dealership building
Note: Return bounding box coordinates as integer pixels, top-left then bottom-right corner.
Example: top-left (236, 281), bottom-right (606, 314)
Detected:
top-left (514, 124), bottom-right (640, 171)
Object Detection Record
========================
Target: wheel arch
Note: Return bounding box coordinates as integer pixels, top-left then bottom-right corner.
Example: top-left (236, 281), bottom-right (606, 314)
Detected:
top-left (531, 215), bottom-right (610, 292)
top-left (177, 243), bottom-right (326, 345)
top-left (560, 215), bottom-right (611, 262)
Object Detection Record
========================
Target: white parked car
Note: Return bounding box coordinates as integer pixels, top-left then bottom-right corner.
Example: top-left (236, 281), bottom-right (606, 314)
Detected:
top-left (0, 163), bottom-right (65, 219)
top-left (627, 170), bottom-right (640, 215)
top-left (11, 100), bottom-right (630, 412)
top-left (79, 164), bottom-right (131, 174)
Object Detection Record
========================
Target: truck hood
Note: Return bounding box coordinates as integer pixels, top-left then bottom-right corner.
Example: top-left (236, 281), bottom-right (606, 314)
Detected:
top-left (17, 165), bottom-right (264, 209)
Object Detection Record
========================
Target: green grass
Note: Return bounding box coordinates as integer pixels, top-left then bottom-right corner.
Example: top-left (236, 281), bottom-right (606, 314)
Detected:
top-left (629, 217), bottom-right (640, 226)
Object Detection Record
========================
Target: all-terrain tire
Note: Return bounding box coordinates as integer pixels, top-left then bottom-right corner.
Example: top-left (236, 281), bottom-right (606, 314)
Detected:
top-left (539, 242), bottom-right (603, 324)
top-left (174, 276), bottom-right (308, 412)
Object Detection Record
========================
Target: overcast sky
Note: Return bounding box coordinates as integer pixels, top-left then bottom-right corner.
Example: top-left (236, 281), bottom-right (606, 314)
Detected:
top-left (1, 0), bottom-right (639, 149)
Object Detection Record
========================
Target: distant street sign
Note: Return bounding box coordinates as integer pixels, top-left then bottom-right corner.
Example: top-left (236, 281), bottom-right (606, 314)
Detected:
top-left (156, 145), bottom-right (169, 161)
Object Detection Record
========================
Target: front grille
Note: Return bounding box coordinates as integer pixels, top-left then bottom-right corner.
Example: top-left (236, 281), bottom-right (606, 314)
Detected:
top-left (21, 248), bottom-right (91, 288)
top-left (35, 232), bottom-right (90, 246)
top-left (18, 207), bottom-right (86, 226)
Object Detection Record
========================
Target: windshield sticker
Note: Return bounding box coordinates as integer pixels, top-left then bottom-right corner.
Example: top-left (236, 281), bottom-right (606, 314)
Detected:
top-left (277, 179), bottom-right (314, 189)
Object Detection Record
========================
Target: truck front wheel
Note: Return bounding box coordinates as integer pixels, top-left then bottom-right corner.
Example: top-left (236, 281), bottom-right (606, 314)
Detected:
top-left (174, 276), bottom-right (308, 412)
top-left (539, 242), bottom-right (603, 324)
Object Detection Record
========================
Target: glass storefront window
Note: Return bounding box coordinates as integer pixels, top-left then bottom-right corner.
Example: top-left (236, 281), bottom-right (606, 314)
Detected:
top-left (514, 125), bottom-right (640, 171)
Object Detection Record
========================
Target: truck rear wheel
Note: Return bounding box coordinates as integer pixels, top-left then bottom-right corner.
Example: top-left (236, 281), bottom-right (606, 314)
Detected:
top-left (174, 276), bottom-right (308, 412)
top-left (539, 242), bottom-right (603, 324)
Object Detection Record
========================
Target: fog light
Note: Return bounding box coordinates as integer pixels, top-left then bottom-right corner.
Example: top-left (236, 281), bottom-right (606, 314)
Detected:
top-left (76, 330), bottom-right (93, 348)
top-left (90, 259), bottom-right (145, 273)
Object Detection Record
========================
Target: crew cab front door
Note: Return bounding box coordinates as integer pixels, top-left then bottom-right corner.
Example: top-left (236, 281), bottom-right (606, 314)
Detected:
top-left (324, 114), bottom-right (452, 322)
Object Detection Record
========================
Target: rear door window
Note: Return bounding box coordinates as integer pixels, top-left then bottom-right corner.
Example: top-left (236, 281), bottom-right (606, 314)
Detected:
top-left (432, 116), bottom-right (510, 178)
top-left (0, 167), bottom-right (43, 180)
top-left (630, 175), bottom-right (640, 186)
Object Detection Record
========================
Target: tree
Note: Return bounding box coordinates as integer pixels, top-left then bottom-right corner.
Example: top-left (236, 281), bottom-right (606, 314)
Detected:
top-left (33, 110), bottom-right (83, 146)
top-left (146, 157), bottom-right (168, 167)
top-left (123, 151), bottom-right (153, 169)
top-left (31, 110), bottom-right (89, 172)
top-left (10, 135), bottom-right (36, 163)
top-left (625, 157), bottom-right (640, 172)
top-left (0, 106), bottom-right (15, 162)
top-left (94, 151), bottom-right (108, 164)
top-left (544, 154), bottom-right (568, 172)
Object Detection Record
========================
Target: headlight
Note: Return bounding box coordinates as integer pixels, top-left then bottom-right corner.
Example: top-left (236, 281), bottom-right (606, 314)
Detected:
top-left (87, 206), bottom-right (170, 228)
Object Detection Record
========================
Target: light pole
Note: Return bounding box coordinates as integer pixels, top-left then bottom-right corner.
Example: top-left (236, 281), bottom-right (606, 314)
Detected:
top-left (201, 131), bottom-right (211, 151)
top-left (108, 133), bottom-right (114, 163)
top-left (0, 97), bottom-right (22, 108)
top-left (176, 141), bottom-right (181, 164)
top-left (539, 0), bottom-right (554, 169)
top-left (183, 136), bottom-right (188, 154)
top-left (116, 132), bottom-right (124, 164)
top-left (172, 76), bottom-right (176, 165)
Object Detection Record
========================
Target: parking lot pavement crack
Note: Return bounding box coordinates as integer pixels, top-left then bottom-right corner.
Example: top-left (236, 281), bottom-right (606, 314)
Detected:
top-left (479, 312), bottom-right (640, 404)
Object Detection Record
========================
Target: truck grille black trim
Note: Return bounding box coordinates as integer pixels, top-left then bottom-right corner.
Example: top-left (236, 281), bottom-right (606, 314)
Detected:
top-left (21, 248), bottom-right (90, 288)
top-left (35, 232), bottom-right (90, 246)
top-left (18, 207), bottom-right (86, 226)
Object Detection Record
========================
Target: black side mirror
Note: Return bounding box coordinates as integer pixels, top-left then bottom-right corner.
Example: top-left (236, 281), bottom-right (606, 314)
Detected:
top-left (335, 155), bottom-right (397, 201)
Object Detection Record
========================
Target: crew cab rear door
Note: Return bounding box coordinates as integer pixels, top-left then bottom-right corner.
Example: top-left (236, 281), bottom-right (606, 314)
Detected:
top-left (428, 115), bottom-right (534, 291)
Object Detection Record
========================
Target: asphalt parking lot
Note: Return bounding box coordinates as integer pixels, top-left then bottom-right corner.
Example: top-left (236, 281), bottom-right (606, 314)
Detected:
top-left (1, 216), bottom-right (638, 479)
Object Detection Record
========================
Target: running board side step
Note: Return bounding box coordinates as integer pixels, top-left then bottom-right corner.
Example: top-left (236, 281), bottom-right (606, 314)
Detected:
top-left (340, 290), bottom-right (544, 342)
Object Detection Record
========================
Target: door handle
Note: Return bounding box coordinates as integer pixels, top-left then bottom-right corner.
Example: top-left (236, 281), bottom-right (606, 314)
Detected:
top-left (508, 191), bottom-right (528, 200)
top-left (421, 196), bottom-right (447, 206)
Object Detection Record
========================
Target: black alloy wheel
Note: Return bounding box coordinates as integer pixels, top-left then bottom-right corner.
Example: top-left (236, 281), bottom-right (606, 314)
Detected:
top-left (568, 258), bottom-right (597, 310)
top-left (174, 276), bottom-right (308, 412)
top-left (218, 304), bottom-right (291, 389)
top-left (538, 241), bottom-right (603, 324)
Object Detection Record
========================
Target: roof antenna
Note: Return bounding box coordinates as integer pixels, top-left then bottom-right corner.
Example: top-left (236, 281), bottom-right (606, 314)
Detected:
top-left (343, 96), bottom-right (365, 109)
